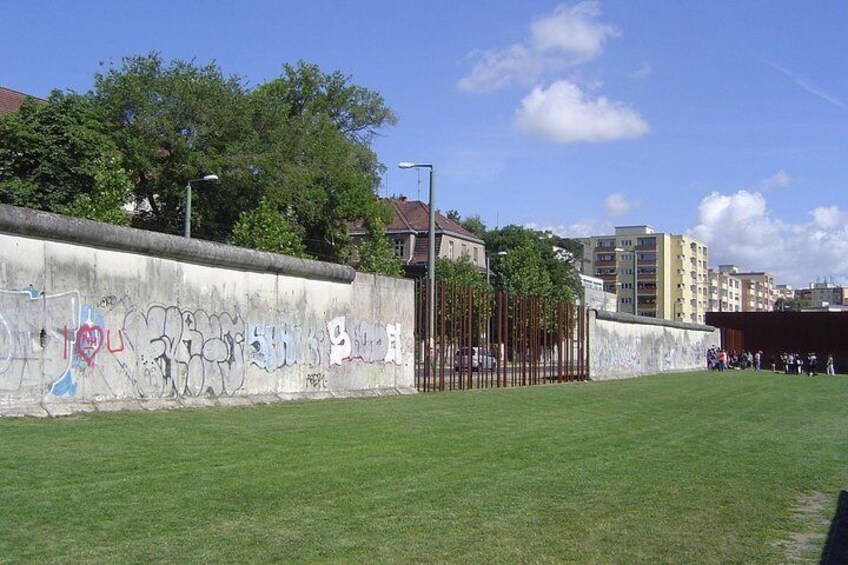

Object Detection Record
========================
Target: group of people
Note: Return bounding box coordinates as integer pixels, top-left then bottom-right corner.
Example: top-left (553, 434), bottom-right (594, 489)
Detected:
top-left (707, 347), bottom-right (837, 376)
top-left (774, 352), bottom-right (836, 376)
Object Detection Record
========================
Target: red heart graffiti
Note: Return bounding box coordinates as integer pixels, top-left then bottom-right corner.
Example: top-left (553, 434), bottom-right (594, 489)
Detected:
top-left (76, 325), bottom-right (104, 367)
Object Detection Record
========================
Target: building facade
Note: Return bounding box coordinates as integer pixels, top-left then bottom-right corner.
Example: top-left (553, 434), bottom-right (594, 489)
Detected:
top-left (582, 225), bottom-right (709, 322)
top-left (707, 268), bottom-right (742, 312)
top-left (348, 198), bottom-right (486, 277)
top-left (796, 282), bottom-right (847, 309)
top-left (718, 265), bottom-right (775, 312)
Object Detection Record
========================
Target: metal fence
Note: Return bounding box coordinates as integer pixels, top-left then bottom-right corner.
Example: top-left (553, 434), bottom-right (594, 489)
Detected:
top-left (414, 279), bottom-right (588, 392)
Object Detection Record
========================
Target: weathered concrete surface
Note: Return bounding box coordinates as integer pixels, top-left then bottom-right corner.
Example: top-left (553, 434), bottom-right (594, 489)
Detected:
top-left (0, 205), bottom-right (415, 417)
top-left (588, 310), bottom-right (720, 380)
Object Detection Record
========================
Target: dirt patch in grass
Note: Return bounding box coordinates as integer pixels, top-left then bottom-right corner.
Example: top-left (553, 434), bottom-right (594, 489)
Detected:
top-left (773, 492), bottom-right (831, 562)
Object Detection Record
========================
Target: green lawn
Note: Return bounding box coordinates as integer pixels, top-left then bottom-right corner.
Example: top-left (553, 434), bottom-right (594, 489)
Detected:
top-left (1, 371), bottom-right (847, 563)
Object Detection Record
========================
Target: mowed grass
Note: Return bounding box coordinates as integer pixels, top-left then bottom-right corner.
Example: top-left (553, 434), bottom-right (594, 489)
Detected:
top-left (1, 372), bottom-right (847, 563)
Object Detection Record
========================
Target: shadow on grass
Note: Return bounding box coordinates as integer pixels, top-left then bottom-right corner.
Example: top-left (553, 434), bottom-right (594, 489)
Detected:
top-left (821, 491), bottom-right (848, 564)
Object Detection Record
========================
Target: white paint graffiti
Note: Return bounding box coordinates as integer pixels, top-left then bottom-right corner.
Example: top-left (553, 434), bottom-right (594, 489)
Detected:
top-left (249, 316), bottom-right (403, 370)
top-left (122, 306), bottom-right (246, 398)
top-left (0, 290), bottom-right (80, 393)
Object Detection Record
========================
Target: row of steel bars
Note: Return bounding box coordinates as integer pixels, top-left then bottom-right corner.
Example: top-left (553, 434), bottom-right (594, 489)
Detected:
top-left (415, 279), bottom-right (588, 392)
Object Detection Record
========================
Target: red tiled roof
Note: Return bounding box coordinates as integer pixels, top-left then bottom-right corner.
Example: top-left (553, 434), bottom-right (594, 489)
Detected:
top-left (348, 198), bottom-right (484, 244)
top-left (385, 199), bottom-right (483, 243)
top-left (0, 86), bottom-right (46, 116)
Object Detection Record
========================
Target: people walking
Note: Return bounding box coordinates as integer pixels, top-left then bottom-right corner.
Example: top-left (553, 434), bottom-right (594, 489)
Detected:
top-left (826, 354), bottom-right (836, 376)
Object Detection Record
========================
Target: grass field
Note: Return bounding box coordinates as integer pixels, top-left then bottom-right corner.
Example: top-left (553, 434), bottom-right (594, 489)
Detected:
top-left (1, 371), bottom-right (847, 563)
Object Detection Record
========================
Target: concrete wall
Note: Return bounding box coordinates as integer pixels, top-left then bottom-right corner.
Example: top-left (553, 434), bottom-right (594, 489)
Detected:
top-left (588, 309), bottom-right (720, 380)
top-left (0, 205), bottom-right (415, 417)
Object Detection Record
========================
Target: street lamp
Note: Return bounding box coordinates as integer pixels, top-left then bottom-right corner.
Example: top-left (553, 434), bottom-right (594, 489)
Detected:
top-left (184, 174), bottom-right (219, 238)
top-left (398, 162), bottom-right (436, 375)
top-left (615, 246), bottom-right (637, 315)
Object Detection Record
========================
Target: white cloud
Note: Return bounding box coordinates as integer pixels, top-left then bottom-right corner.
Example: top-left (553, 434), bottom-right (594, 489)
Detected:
top-left (458, 1), bottom-right (619, 93)
top-left (530, 2), bottom-right (620, 61)
top-left (458, 45), bottom-right (549, 94)
top-left (690, 186), bottom-right (848, 287)
top-left (512, 80), bottom-right (650, 143)
top-left (754, 170), bottom-right (791, 192)
top-left (603, 192), bottom-right (635, 217)
top-left (527, 218), bottom-right (613, 238)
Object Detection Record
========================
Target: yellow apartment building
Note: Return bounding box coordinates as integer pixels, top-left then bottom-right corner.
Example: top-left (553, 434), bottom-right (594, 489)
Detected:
top-left (581, 226), bottom-right (709, 323)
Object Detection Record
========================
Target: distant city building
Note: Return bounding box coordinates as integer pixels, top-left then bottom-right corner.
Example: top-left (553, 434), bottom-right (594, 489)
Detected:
top-left (796, 282), bottom-right (847, 309)
top-left (579, 274), bottom-right (617, 312)
top-left (581, 225), bottom-right (709, 322)
top-left (347, 197), bottom-right (486, 277)
top-left (706, 268), bottom-right (742, 312)
top-left (774, 284), bottom-right (795, 301)
top-left (718, 265), bottom-right (775, 312)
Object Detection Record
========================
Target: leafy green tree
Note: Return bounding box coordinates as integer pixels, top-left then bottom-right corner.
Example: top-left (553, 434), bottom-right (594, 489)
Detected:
top-left (1, 53), bottom-right (398, 261)
top-left (460, 214), bottom-right (487, 240)
top-left (229, 199), bottom-right (307, 257)
top-left (356, 226), bottom-right (403, 277)
top-left (435, 255), bottom-right (490, 289)
top-left (91, 52), bottom-right (250, 239)
top-left (485, 225), bottom-right (578, 303)
top-left (0, 92), bottom-right (133, 224)
top-left (245, 62), bottom-right (396, 262)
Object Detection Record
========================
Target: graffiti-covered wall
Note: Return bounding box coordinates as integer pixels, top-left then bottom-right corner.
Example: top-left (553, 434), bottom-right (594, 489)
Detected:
top-left (0, 205), bottom-right (414, 416)
top-left (588, 310), bottom-right (720, 380)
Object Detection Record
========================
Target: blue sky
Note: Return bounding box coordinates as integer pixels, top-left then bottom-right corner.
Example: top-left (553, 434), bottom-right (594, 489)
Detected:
top-left (3, 1), bottom-right (847, 288)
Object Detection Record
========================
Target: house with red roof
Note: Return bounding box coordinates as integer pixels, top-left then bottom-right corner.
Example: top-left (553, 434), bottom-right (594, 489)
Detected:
top-left (349, 197), bottom-right (487, 277)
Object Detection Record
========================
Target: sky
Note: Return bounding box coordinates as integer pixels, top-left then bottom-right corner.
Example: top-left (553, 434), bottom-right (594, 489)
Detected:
top-left (2, 1), bottom-right (847, 288)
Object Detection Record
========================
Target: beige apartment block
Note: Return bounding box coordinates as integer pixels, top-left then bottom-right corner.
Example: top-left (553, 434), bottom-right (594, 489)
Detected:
top-left (581, 225), bottom-right (709, 323)
top-left (707, 268), bottom-right (742, 312)
top-left (718, 265), bottom-right (775, 312)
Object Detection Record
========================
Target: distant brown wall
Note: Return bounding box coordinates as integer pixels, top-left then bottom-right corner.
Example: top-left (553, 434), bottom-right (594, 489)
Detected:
top-left (705, 312), bottom-right (848, 372)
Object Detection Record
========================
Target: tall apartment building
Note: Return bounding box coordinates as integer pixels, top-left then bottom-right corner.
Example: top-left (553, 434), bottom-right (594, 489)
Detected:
top-left (796, 282), bottom-right (847, 308)
top-left (707, 268), bottom-right (742, 312)
top-left (718, 265), bottom-right (775, 312)
top-left (582, 226), bottom-right (709, 323)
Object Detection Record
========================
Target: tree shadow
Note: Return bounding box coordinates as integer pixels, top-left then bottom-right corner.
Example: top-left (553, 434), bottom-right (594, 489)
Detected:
top-left (821, 490), bottom-right (848, 564)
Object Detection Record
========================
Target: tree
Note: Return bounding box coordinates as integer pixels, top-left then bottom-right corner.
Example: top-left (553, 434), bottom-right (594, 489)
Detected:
top-left (460, 214), bottom-right (487, 240)
top-left (485, 225), bottom-right (578, 303)
top-left (91, 52), bottom-right (251, 239)
top-left (1, 53), bottom-right (399, 262)
top-left (435, 255), bottom-right (490, 290)
top-left (0, 92), bottom-right (133, 224)
top-left (229, 199), bottom-right (307, 257)
top-left (355, 203), bottom-right (403, 276)
top-left (89, 54), bottom-right (397, 259)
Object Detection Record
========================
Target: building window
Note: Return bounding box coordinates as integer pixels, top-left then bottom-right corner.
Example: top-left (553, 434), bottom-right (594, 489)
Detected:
top-left (449, 241), bottom-right (454, 259)
top-left (393, 239), bottom-right (405, 258)
top-left (473, 247), bottom-right (478, 262)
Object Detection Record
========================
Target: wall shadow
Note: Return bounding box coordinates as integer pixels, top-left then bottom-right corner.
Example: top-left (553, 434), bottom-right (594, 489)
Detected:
top-left (821, 490), bottom-right (848, 564)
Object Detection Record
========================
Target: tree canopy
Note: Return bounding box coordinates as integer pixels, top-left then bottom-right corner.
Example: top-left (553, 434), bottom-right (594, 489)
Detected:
top-left (485, 225), bottom-right (582, 303)
top-left (0, 53), bottom-right (400, 273)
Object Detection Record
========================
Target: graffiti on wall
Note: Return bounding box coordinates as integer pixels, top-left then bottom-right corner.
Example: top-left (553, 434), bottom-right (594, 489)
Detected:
top-left (0, 287), bottom-right (404, 401)
top-left (591, 321), bottom-right (714, 379)
top-left (122, 306), bottom-right (247, 399)
top-left (0, 290), bottom-right (80, 393)
top-left (248, 316), bottom-right (403, 371)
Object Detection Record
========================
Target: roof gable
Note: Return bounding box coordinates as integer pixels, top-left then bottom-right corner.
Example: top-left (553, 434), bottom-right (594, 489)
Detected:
top-left (0, 86), bottom-right (46, 116)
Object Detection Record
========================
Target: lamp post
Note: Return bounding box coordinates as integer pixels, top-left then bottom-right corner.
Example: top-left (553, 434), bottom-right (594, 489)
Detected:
top-left (184, 174), bottom-right (219, 239)
top-left (398, 162), bottom-right (436, 376)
